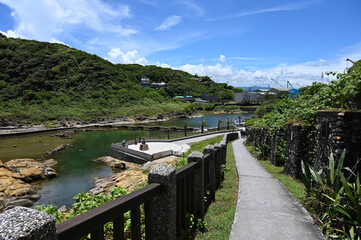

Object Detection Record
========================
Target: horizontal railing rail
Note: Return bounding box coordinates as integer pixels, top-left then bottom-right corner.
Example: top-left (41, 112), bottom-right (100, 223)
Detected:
top-left (56, 183), bottom-right (162, 240)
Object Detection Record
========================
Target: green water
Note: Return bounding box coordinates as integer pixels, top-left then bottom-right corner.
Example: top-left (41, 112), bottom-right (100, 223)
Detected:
top-left (0, 131), bottom-right (73, 161)
top-left (1, 113), bottom-right (250, 207)
top-left (35, 129), bottom-right (177, 207)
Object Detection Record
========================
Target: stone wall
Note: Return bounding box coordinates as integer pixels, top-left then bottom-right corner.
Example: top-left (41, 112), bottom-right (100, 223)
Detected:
top-left (314, 111), bottom-right (361, 171)
top-left (269, 128), bottom-right (285, 166)
top-left (284, 125), bottom-right (314, 179)
top-left (246, 110), bottom-right (361, 180)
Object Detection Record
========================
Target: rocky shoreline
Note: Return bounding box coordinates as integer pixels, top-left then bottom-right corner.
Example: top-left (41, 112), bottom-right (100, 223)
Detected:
top-left (0, 109), bottom-right (245, 136)
top-left (88, 156), bottom-right (178, 196)
top-left (0, 111), bottom-right (190, 136)
top-left (0, 158), bottom-right (57, 213)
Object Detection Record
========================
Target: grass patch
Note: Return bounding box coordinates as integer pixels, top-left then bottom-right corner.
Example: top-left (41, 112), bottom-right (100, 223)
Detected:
top-left (244, 143), bottom-right (305, 202)
top-left (175, 135), bottom-right (224, 169)
top-left (195, 141), bottom-right (238, 239)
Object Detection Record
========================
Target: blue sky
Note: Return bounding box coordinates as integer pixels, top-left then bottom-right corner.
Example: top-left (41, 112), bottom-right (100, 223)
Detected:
top-left (0, 0), bottom-right (361, 87)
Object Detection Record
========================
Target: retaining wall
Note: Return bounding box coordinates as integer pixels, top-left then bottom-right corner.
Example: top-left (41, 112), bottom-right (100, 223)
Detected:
top-left (314, 111), bottom-right (361, 171)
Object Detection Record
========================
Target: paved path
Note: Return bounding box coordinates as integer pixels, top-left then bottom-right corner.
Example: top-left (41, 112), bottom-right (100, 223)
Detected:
top-left (172, 132), bottom-right (228, 145)
top-left (229, 138), bottom-right (325, 240)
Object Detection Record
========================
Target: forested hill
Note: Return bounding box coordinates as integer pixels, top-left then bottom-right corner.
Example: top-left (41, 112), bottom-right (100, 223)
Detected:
top-left (0, 38), bottom-right (234, 121)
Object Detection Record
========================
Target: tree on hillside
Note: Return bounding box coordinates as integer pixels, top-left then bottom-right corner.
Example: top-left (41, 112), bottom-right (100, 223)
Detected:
top-left (0, 32), bottom-right (7, 39)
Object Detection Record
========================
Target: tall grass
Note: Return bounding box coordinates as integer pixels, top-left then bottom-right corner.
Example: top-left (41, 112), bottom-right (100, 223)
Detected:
top-left (195, 142), bottom-right (238, 239)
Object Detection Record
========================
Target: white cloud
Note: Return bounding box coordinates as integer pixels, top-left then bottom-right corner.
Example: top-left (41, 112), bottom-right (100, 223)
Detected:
top-left (229, 57), bottom-right (263, 61)
top-left (175, 42), bottom-right (361, 87)
top-left (156, 62), bottom-right (171, 68)
top-left (155, 15), bottom-right (182, 31)
top-left (49, 38), bottom-right (68, 45)
top-left (0, 0), bottom-right (135, 42)
top-left (206, 0), bottom-right (322, 21)
top-left (107, 48), bottom-right (148, 65)
top-left (175, 1), bottom-right (205, 17)
top-left (219, 55), bottom-right (226, 62)
top-left (0, 29), bottom-right (19, 38)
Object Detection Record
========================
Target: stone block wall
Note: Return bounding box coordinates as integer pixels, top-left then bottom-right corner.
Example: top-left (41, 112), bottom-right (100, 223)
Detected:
top-left (284, 125), bottom-right (314, 179)
top-left (314, 111), bottom-right (361, 172)
top-left (270, 128), bottom-right (286, 166)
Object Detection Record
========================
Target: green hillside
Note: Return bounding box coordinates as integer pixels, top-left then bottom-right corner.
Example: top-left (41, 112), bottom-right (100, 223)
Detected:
top-left (0, 38), bottom-right (234, 122)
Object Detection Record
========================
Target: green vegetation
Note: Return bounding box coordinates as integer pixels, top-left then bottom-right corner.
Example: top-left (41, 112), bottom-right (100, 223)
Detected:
top-left (35, 186), bottom-right (130, 225)
top-left (246, 61), bottom-right (361, 131)
top-left (195, 141), bottom-right (238, 239)
top-left (244, 143), bottom-right (305, 202)
top-left (301, 151), bottom-right (361, 239)
top-left (0, 38), bottom-right (236, 122)
top-left (175, 135), bottom-right (224, 169)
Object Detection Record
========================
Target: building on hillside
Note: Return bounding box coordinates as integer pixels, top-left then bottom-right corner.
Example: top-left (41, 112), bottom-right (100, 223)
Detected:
top-left (140, 76), bottom-right (150, 88)
top-left (289, 88), bottom-right (301, 99)
top-left (150, 82), bottom-right (167, 89)
top-left (200, 93), bottom-right (218, 103)
top-left (269, 88), bottom-right (292, 94)
top-left (253, 89), bottom-right (271, 95)
top-left (235, 92), bottom-right (262, 103)
top-left (173, 93), bottom-right (218, 103)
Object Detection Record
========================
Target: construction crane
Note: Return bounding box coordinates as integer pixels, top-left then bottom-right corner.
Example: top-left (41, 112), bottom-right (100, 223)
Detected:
top-left (296, 82), bottom-right (301, 87)
top-left (270, 78), bottom-right (285, 88)
top-left (346, 58), bottom-right (355, 64)
top-left (286, 81), bottom-right (294, 88)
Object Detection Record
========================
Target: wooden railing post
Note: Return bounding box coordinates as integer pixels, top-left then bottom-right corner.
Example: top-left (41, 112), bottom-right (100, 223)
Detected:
top-left (221, 141), bottom-right (227, 165)
top-left (203, 145), bottom-right (215, 202)
top-left (214, 143), bottom-right (222, 188)
top-left (148, 164), bottom-right (176, 240)
top-left (0, 206), bottom-right (57, 240)
top-left (187, 151), bottom-right (205, 221)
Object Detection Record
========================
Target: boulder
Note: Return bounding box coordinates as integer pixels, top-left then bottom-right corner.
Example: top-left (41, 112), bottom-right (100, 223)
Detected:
top-left (140, 161), bottom-right (157, 170)
top-left (4, 158), bottom-right (57, 182)
top-left (19, 167), bottom-right (45, 182)
top-left (4, 199), bottom-right (35, 210)
top-left (113, 161), bottom-right (127, 169)
top-left (114, 170), bottom-right (147, 191)
top-left (92, 156), bottom-right (134, 170)
top-left (45, 144), bottom-right (66, 155)
top-left (0, 159), bottom-right (56, 212)
top-left (156, 114), bottom-right (164, 119)
top-left (0, 168), bottom-right (21, 179)
top-left (58, 205), bottom-right (67, 213)
top-left (44, 167), bottom-right (57, 178)
top-left (134, 115), bottom-right (148, 121)
top-left (43, 159), bottom-right (58, 167)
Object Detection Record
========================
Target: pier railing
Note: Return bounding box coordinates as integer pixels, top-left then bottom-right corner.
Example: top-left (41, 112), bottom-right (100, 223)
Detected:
top-left (0, 132), bottom-right (238, 240)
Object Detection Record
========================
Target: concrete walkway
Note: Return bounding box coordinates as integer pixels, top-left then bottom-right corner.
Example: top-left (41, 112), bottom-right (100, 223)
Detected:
top-left (229, 138), bottom-right (325, 240)
top-left (172, 132), bottom-right (228, 145)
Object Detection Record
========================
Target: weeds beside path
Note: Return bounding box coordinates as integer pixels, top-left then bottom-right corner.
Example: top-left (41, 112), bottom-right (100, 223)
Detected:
top-left (244, 143), bottom-right (305, 202)
top-left (195, 140), bottom-right (238, 239)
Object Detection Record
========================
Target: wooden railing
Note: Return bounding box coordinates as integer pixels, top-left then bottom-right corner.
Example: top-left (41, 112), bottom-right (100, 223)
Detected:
top-left (56, 183), bottom-right (162, 240)
top-left (54, 132), bottom-right (236, 240)
top-left (175, 161), bottom-right (197, 237)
